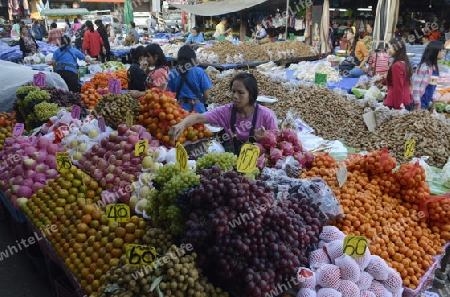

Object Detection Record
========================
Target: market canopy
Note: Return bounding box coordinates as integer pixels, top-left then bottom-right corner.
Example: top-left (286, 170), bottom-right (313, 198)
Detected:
top-left (170, 0), bottom-right (269, 16)
top-left (40, 8), bottom-right (90, 18)
top-left (81, 0), bottom-right (124, 3)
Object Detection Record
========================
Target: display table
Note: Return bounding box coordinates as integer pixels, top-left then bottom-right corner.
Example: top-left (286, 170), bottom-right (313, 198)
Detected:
top-left (199, 60), bottom-right (270, 71)
top-left (285, 69), bottom-right (360, 93)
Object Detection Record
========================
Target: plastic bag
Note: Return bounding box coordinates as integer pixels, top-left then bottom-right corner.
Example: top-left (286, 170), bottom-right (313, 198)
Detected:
top-left (411, 156), bottom-right (434, 183)
top-left (442, 156), bottom-right (450, 188)
top-left (275, 156), bottom-right (302, 178)
top-left (299, 178), bottom-right (342, 221)
top-left (88, 64), bottom-right (103, 75)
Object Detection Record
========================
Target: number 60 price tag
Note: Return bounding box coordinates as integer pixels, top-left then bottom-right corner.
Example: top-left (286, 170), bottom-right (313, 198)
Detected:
top-left (126, 244), bottom-right (157, 267)
top-left (343, 236), bottom-right (368, 258)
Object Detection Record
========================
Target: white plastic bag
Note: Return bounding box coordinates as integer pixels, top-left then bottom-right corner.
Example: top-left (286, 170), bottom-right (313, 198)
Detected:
top-left (411, 156), bottom-right (434, 183)
top-left (442, 156), bottom-right (450, 188)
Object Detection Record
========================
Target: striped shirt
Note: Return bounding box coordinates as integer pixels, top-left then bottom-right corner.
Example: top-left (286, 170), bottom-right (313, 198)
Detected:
top-left (411, 64), bottom-right (440, 104)
top-left (368, 51), bottom-right (390, 76)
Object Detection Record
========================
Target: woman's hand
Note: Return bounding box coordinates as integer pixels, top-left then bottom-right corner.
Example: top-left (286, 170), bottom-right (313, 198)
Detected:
top-left (169, 124), bottom-right (184, 142)
top-left (102, 47), bottom-right (106, 55)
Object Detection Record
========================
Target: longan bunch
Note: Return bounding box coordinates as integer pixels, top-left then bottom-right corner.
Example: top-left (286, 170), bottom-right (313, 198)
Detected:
top-left (101, 263), bottom-right (151, 297)
top-left (142, 228), bottom-right (173, 255)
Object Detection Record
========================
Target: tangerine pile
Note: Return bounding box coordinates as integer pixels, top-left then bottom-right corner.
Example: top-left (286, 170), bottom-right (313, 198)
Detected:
top-left (90, 70), bottom-right (129, 90)
top-left (81, 83), bottom-right (105, 110)
top-left (300, 151), bottom-right (445, 289)
top-left (138, 88), bottom-right (212, 146)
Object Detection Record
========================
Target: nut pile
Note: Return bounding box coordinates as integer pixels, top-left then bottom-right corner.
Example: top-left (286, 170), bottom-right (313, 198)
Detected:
top-left (200, 41), bottom-right (270, 64)
top-left (353, 111), bottom-right (450, 167)
top-left (93, 93), bottom-right (140, 129)
top-left (261, 40), bottom-right (316, 57)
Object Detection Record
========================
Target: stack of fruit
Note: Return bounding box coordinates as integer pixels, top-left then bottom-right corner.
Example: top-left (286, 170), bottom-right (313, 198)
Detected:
top-left (81, 83), bottom-right (106, 110)
top-left (138, 88), bottom-right (212, 146)
top-left (0, 112), bottom-right (15, 150)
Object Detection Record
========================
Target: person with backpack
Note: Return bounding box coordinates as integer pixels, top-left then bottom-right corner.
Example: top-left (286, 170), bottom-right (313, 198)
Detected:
top-left (412, 41), bottom-right (444, 111)
top-left (52, 35), bottom-right (95, 93)
top-left (74, 24), bottom-right (85, 50)
top-left (383, 38), bottom-right (414, 110)
top-left (167, 45), bottom-right (212, 113)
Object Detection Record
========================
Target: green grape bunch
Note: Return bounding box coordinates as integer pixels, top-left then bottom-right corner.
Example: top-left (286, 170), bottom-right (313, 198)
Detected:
top-left (196, 152), bottom-right (237, 172)
top-left (24, 90), bottom-right (51, 104)
top-left (34, 102), bottom-right (59, 121)
top-left (16, 85), bottom-right (40, 96)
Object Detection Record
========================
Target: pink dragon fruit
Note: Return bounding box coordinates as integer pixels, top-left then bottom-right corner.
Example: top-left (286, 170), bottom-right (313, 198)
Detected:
top-left (259, 130), bottom-right (278, 149)
top-left (293, 151), bottom-right (306, 168)
top-left (256, 155), bottom-right (268, 169)
top-left (269, 148), bottom-right (283, 165)
top-left (293, 143), bottom-right (303, 152)
top-left (278, 141), bottom-right (294, 156)
top-left (304, 150), bottom-right (315, 169)
top-left (281, 129), bottom-right (300, 146)
top-left (254, 143), bottom-right (266, 155)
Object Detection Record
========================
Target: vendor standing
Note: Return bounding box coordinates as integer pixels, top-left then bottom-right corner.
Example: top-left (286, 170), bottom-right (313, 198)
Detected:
top-left (214, 17), bottom-right (232, 38)
top-left (19, 26), bottom-right (39, 58)
top-left (48, 22), bottom-right (63, 46)
top-left (169, 72), bottom-right (278, 154)
top-left (52, 35), bottom-right (94, 93)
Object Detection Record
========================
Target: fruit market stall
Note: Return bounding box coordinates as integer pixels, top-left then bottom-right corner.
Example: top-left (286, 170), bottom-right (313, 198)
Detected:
top-left (1, 71), bottom-right (450, 297)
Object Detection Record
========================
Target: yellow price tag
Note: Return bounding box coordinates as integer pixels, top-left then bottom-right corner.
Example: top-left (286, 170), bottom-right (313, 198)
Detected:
top-left (237, 144), bottom-right (260, 173)
top-left (343, 236), bottom-right (368, 258)
top-left (135, 139), bottom-right (148, 157)
top-left (125, 244), bottom-right (157, 267)
top-left (56, 152), bottom-right (72, 173)
top-left (106, 204), bottom-right (130, 222)
top-left (404, 139), bottom-right (416, 159)
top-left (126, 112), bottom-right (134, 126)
top-left (176, 143), bottom-right (188, 172)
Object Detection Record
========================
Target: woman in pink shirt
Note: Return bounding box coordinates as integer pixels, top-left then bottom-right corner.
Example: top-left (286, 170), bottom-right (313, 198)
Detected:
top-left (169, 72), bottom-right (278, 154)
top-left (383, 38), bottom-right (414, 110)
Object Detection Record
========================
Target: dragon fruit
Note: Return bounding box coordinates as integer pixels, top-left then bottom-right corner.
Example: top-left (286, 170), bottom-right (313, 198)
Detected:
top-left (304, 150), bottom-right (315, 169)
top-left (293, 151), bottom-right (306, 167)
top-left (293, 143), bottom-right (303, 152)
top-left (281, 129), bottom-right (300, 146)
top-left (278, 141), bottom-right (294, 156)
top-left (257, 155), bottom-right (268, 169)
top-left (259, 130), bottom-right (278, 149)
top-left (269, 148), bottom-right (283, 164)
top-left (254, 143), bottom-right (266, 155)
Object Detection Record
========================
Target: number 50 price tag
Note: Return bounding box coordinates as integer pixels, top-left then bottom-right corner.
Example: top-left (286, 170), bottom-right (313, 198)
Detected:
top-left (343, 236), bottom-right (368, 258)
top-left (126, 244), bottom-right (157, 267)
top-left (237, 144), bottom-right (260, 173)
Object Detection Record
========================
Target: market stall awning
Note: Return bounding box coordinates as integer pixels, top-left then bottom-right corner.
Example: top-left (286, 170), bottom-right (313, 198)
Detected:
top-left (170, 0), bottom-right (269, 16)
top-left (40, 8), bottom-right (91, 18)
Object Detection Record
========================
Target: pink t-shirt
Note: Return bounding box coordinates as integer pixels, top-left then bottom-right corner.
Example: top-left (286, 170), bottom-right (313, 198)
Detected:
top-left (204, 103), bottom-right (278, 143)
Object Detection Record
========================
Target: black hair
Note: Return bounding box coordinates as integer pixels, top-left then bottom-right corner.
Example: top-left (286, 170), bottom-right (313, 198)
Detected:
top-left (230, 72), bottom-right (258, 105)
top-left (19, 25), bottom-right (27, 35)
top-left (418, 41), bottom-right (444, 75)
top-left (346, 27), bottom-right (360, 53)
top-left (130, 21), bottom-right (135, 28)
top-left (221, 17), bottom-right (228, 22)
top-left (177, 45), bottom-right (196, 72)
top-left (85, 20), bottom-right (94, 32)
top-left (74, 18), bottom-right (79, 23)
top-left (65, 19), bottom-right (71, 27)
top-left (95, 19), bottom-right (105, 30)
top-left (387, 38), bottom-right (413, 85)
top-left (51, 22), bottom-right (57, 29)
top-left (192, 26), bottom-right (200, 34)
top-left (145, 43), bottom-right (167, 68)
top-left (60, 35), bottom-right (71, 49)
top-left (130, 45), bottom-right (146, 64)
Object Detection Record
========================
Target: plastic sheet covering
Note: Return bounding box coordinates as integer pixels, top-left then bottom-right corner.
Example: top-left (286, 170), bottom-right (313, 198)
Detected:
top-left (0, 60), bottom-right (68, 112)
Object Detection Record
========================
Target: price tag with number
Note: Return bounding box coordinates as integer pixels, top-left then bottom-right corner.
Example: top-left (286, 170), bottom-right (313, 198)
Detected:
top-left (176, 143), bottom-right (188, 172)
top-left (98, 116), bottom-right (106, 132)
top-left (12, 123), bottom-right (24, 137)
top-left (56, 152), bottom-right (72, 173)
top-left (404, 139), bottom-right (416, 159)
top-left (71, 104), bottom-right (81, 120)
top-left (125, 244), bottom-right (157, 267)
top-left (343, 236), bottom-right (368, 258)
top-left (106, 204), bottom-right (130, 222)
top-left (135, 139), bottom-right (148, 157)
top-left (33, 72), bottom-right (46, 87)
top-left (126, 112), bottom-right (134, 126)
top-left (108, 78), bottom-right (122, 94)
top-left (315, 73), bottom-right (327, 86)
top-left (237, 144), bottom-right (260, 173)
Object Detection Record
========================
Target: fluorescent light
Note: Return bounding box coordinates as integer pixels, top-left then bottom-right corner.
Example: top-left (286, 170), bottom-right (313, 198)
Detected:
top-left (357, 8), bottom-right (372, 11)
top-left (329, 8), bottom-right (347, 11)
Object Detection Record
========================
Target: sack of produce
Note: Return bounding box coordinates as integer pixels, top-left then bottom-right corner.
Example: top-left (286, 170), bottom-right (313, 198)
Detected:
top-left (421, 193), bottom-right (450, 225)
top-left (297, 268), bottom-right (316, 289)
top-left (366, 255), bottom-right (389, 281)
top-left (335, 254), bottom-right (360, 282)
top-left (337, 280), bottom-right (360, 297)
top-left (319, 226), bottom-right (346, 243)
top-left (356, 272), bottom-right (374, 291)
top-left (411, 156), bottom-right (434, 183)
top-left (317, 288), bottom-right (342, 297)
top-left (297, 288), bottom-right (317, 297)
top-left (315, 264), bottom-right (341, 289)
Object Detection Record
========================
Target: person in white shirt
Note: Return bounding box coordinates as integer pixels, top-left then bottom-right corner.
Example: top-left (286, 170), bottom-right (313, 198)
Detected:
top-left (253, 23), bottom-right (267, 40)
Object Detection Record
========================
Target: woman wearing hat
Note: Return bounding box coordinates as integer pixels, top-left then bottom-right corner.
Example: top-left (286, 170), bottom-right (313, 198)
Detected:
top-left (52, 35), bottom-right (95, 93)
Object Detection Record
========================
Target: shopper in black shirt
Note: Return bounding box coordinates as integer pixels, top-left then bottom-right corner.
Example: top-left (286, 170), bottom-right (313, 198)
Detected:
top-left (127, 46), bottom-right (148, 92)
top-left (95, 19), bottom-right (110, 62)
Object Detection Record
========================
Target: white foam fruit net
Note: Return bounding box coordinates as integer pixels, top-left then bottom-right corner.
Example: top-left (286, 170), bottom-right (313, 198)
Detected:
top-left (315, 264), bottom-right (341, 289)
top-left (356, 271), bottom-right (374, 291)
top-left (324, 240), bottom-right (344, 262)
top-left (337, 280), bottom-right (360, 297)
top-left (380, 269), bottom-right (402, 293)
top-left (317, 288), bottom-right (343, 297)
top-left (297, 267), bottom-right (316, 289)
top-left (368, 280), bottom-right (391, 297)
top-left (335, 254), bottom-right (360, 282)
top-left (297, 288), bottom-right (317, 297)
top-left (366, 255), bottom-right (390, 281)
top-left (354, 247), bottom-right (371, 270)
top-left (360, 291), bottom-right (377, 297)
top-left (309, 248), bottom-right (331, 271)
top-left (319, 226), bottom-right (346, 243)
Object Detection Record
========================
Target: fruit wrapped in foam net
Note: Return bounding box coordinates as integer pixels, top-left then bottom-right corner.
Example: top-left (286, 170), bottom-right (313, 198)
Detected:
top-left (380, 269), bottom-right (402, 294)
top-left (317, 288), bottom-right (342, 297)
top-left (297, 267), bottom-right (316, 289)
top-left (366, 255), bottom-right (389, 281)
top-left (297, 288), bottom-right (317, 297)
top-left (356, 271), bottom-right (374, 291)
top-left (324, 240), bottom-right (344, 262)
top-left (309, 248), bottom-right (331, 271)
top-left (354, 246), bottom-right (371, 270)
top-left (368, 280), bottom-right (392, 297)
top-left (337, 280), bottom-right (360, 297)
top-left (319, 226), bottom-right (346, 243)
top-left (315, 264), bottom-right (341, 289)
top-left (334, 254), bottom-right (360, 282)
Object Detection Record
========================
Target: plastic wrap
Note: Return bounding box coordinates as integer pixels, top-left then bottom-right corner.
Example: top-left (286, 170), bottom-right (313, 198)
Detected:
top-left (442, 156), bottom-right (450, 188)
top-left (275, 156), bottom-right (302, 178)
top-left (411, 156), bottom-right (434, 183)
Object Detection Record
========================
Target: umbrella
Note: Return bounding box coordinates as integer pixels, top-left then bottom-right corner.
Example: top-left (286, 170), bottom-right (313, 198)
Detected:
top-left (320, 0), bottom-right (330, 53)
top-left (124, 0), bottom-right (134, 33)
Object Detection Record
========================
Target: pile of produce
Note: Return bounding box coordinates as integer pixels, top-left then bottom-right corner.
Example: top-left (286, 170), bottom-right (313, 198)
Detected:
top-left (354, 75), bottom-right (386, 91)
top-left (91, 70), bottom-right (129, 90)
top-left (296, 226), bottom-right (403, 297)
top-left (300, 152), bottom-right (445, 289)
top-left (99, 61), bottom-right (127, 72)
top-left (179, 165), bottom-right (333, 297)
top-left (42, 86), bottom-right (87, 110)
top-left (94, 93), bottom-right (140, 129)
top-left (261, 40), bottom-right (316, 58)
top-left (291, 61), bottom-right (341, 82)
top-left (99, 245), bottom-right (229, 297)
top-left (138, 88), bottom-right (212, 146)
top-left (0, 136), bottom-right (62, 204)
top-left (198, 41), bottom-right (270, 64)
top-left (355, 111), bottom-right (450, 167)
top-left (81, 82), bottom-right (106, 109)
top-left (0, 112), bottom-right (15, 150)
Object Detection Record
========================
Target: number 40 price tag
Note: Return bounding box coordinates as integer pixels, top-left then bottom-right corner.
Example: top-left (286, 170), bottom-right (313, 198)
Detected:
top-left (126, 244), bottom-right (157, 267)
top-left (106, 204), bottom-right (130, 222)
top-left (343, 236), bottom-right (368, 258)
